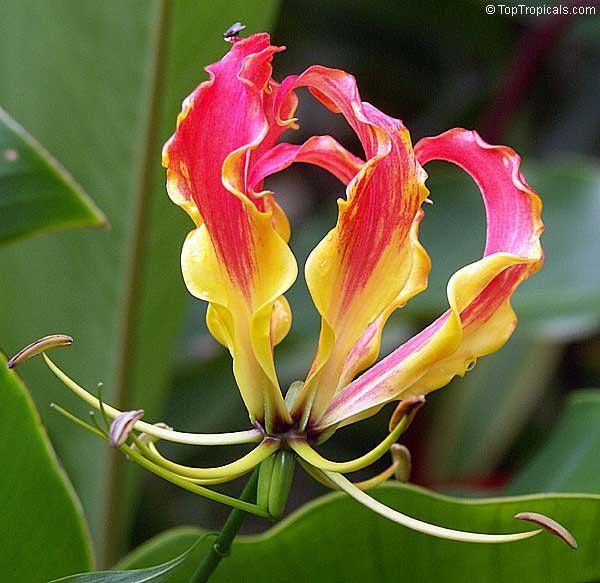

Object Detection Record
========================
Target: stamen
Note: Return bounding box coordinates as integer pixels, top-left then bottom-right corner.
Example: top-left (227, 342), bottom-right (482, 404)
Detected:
top-left (8, 335), bottom-right (72, 368)
top-left (151, 447), bottom-right (248, 486)
top-left (51, 403), bottom-right (107, 441)
top-left (353, 463), bottom-right (397, 491)
top-left (291, 396), bottom-right (424, 474)
top-left (51, 402), bottom-right (271, 518)
top-left (88, 412), bottom-right (109, 437)
top-left (42, 353), bottom-right (263, 446)
top-left (123, 444), bottom-right (271, 518)
top-left (300, 445), bottom-right (408, 492)
top-left (109, 409), bottom-right (145, 448)
top-left (131, 433), bottom-right (281, 480)
top-left (144, 438), bottom-right (249, 484)
top-left (515, 512), bottom-right (577, 549)
top-left (325, 471), bottom-right (544, 544)
top-left (130, 422), bottom-right (172, 453)
top-left (96, 383), bottom-right (111, 429)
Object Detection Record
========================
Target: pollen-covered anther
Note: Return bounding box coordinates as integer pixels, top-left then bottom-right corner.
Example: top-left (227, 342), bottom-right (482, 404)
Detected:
top-left (390, 444), bottom-right (411, 483)
top-left (109, 409), bottom-right (145, 448)
top-left (7, 334), bottom-right (73, 369)
top-left (515, 512), bottom-right (578, 549)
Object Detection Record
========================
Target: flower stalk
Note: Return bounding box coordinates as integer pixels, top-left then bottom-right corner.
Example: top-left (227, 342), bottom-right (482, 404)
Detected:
top-left (190, 469), bottom-right (260, 583)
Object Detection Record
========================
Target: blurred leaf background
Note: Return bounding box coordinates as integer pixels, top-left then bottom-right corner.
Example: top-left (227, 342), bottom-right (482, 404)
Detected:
top-left (0, 0), bottom-right (599, 580)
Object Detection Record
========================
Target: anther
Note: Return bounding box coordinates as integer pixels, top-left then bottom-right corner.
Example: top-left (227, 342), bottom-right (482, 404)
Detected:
top-left (109, 409), bottom-right (145, 448)
top-left (515, 512), bottom-right (578, 549)
top-left (8, 334), bottom-right (73, 369)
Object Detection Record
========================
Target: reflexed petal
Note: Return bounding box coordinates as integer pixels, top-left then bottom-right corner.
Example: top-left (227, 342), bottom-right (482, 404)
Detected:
top-left (270, 67), bottom-right (429, 426)
top-left (162, 34), bottom-right (296, 430)
top-left (249, 134), bottom-right (364, 189)
top-left (317, 128), bottom-right (543, 431)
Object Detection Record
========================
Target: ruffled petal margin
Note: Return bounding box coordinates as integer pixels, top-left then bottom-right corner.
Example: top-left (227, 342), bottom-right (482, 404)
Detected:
top-left (316, 128), bottom-right (543, 432)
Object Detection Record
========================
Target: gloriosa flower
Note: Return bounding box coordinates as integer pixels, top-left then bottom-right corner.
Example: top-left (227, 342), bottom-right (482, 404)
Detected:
top-left (11, 32), bottom-right (576, 547)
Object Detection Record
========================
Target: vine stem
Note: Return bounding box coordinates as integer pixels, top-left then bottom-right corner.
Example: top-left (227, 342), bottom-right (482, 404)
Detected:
top-left (189, 469), bottom-right (261, 583)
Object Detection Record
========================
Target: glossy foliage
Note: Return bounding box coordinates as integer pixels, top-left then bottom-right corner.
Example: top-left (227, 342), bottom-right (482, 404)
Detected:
top-left (0, 353), bottom-right (93, 582)
top-left (0, 106), bottom-right (104, 244)
top-left (49, 536), bottom-right (201, 583)
top-left (120, 486), bottom-right (600, 583)
top-left (507, 390), bottom-right (600, 494)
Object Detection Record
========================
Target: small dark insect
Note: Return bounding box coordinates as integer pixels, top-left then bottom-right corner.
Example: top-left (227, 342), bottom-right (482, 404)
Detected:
top-left (223, 22), bottom-right (246, 41)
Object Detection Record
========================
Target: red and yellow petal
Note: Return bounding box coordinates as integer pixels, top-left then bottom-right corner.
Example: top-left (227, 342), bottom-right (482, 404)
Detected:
top-left (316, 128), bottom-right (543, 431)
top-left (270, 67), bottom-right (429, 426)
top-left (335, 208), bottom-right (431, 391)
top-left (249, 134), bottom-right (364, 189)
top-left (163, 34), bottom-right (296, 430)
top-left (249, 135), bottom-right (365, 353)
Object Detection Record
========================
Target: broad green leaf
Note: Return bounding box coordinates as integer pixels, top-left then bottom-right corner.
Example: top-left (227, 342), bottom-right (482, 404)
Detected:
top-left (0, 352), bottom-right (93, 582)
top-left (507, 390), bottom-right (600, 495)
top-left (407, 160), bottom-right (600, 334)
top-left (0, 106), bottom-right (105, 245)
top-left (0, 0), bottom-right (279, 565)
top-left (119, 485), bottom-right (600, 583)
top-left (50, 536), bottom-right (204, 583)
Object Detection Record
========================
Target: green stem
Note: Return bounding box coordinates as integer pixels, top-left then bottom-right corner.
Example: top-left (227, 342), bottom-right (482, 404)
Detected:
top-left (189, 469), bottom-right (260, 583)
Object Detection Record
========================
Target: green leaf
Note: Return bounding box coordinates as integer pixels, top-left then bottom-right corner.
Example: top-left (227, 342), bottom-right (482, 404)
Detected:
top-left (49, 536), bottom-right (203, 583)
top-left (0, 0), bottom-right (279, 565)
top-left (507, 390), bottom-right (600, 495)
top-left (119, 485), bottom-right (600, 583)
top-left (407, 160), bottom-right (600, 334)
top-left (514, 162), bottom-right (600, 332)
top-left (0, 106), bottom-right (105, 245)
top-left (0, 352), bottom-right (93, 582)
